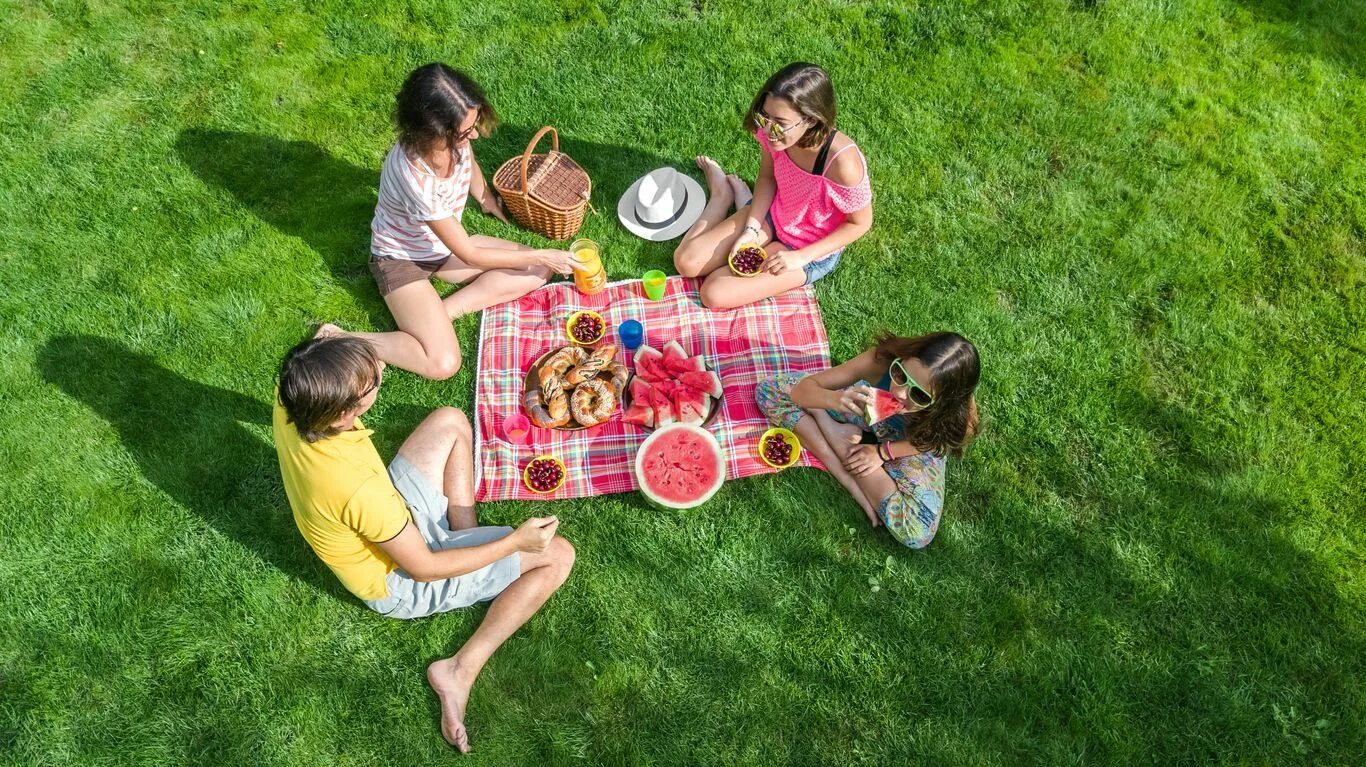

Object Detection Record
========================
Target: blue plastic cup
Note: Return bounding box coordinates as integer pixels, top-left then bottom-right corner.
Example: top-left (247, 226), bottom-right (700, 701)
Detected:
top-left (619, 319), bottom-right (644, 351)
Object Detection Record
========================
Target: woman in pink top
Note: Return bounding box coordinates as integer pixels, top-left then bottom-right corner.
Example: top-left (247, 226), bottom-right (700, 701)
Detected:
top-left (321, 64), bottom-right (576, 380)
top-left (674, 63), bottom-right (873, 310)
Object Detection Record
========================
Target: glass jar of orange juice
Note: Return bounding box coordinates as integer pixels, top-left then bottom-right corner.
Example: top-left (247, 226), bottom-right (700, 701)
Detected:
top-left (569, 238), bottom-right (607, 296)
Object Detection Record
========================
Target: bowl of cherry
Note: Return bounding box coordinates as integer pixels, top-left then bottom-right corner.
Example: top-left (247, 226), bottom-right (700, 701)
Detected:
top-left (522, 455), bottom-right (567, 494)
top-left (566, 310), bottom-right (607, 345)
top-left (728, 245), bottom-right (767, 277)
top-left (758, 427), bottom-right (801, 469)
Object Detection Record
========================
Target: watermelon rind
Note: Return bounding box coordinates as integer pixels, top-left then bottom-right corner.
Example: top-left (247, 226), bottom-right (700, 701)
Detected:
top-left (661, 340), bottom-right (689, 366)
top-left (674, 385), bottom-right (709, 425)
top-left (633, 345), bottom-right (670, 382)
top-left (677, 370), bottom-right (722, 398)
top-left (634, 423), bottom-right (726, 509)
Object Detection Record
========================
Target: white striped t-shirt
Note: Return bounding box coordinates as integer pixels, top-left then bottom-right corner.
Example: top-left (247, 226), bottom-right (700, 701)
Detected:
top-left (370, 144), bottom-right (472, 261)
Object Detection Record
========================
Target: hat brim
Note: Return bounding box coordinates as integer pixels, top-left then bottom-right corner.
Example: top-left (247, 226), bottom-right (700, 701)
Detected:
top-left (617, 170), bottom-right (707, 242)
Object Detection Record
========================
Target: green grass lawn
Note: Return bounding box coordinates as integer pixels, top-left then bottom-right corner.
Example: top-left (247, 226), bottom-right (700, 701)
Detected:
top-left (2, 0), bottom-right (1363, 763)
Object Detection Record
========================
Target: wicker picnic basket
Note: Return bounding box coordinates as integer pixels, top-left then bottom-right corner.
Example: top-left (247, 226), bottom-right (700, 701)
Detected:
top-left (492, 126), bottom-right (592, 240)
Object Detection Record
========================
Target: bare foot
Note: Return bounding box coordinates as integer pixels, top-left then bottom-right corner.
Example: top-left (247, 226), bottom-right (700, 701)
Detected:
top-left (726, 174), bottom-right (752, 208)
top-left (427, 657), bottom-right (475, 753)
top-left (825, 419), bottom-right (865, 452)
top-left (695, 155), bottom-right (732, 207)
top-left (313, 322), bottom-right (345, 339)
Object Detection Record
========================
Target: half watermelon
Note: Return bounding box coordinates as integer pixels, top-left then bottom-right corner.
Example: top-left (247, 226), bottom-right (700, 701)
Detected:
top-left (635, 423), bottom-right (726, 509)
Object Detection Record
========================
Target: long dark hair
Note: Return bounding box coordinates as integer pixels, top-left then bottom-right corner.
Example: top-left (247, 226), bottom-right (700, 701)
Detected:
top-left (743, 62), bottom-right (837, 148)
top-left (394, 63), bottom-right (498, 160)
top-left (873, 331), bottom-right (980, 457)
top-left (278, 337), bottom-right (382, 443)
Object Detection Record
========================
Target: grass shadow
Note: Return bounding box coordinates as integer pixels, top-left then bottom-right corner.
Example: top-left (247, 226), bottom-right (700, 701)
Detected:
top-left (175, 128), bottom-right (387, 326)
top-left (37, 334), bottom-right (348, 602)
top-left (1232, 0), bottom-right (1365, 76)
top-left (174, 126), bottom-right (689, 305)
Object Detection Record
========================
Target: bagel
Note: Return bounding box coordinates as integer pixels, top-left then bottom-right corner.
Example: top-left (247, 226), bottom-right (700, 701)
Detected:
top-left (540, 372), bottom-right (567, 401)
top-left (523, 388), bottom-right (570, 429)
top-left (570, 378), bottom-right (616, 427)
top-left (537, 346), bottom-right (584, 388)
top-left (608, 360), bottom-right (629, 397)
top-left (565, 343), bottom-right (619, 386)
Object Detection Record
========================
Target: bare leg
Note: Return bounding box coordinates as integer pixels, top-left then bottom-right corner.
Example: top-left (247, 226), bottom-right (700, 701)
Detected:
top-left (674, 157), bottom-right (771, 278)
top-left (394, 407), bottom-right (478, 530)
top-left (330, 280), bottom-right (463, 380)
top-left (427, 537), bottom-right (576, 752)
top-left (807, 410), bottom-right (879, 525)
top-left (699, 262), bottom-right (808, 310)
top-left (436, 235), bottom-right (551, 320)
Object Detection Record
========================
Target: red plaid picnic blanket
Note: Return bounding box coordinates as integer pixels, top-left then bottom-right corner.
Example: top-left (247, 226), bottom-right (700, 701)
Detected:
top-left (473, 276), bottom-right (830, 501)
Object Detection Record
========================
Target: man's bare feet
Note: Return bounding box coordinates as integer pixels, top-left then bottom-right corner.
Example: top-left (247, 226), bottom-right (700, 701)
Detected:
top-left (427, 657), bottom-right (476, 753)
top-left (313, 322), bottom-right (345, 340)
top-left (726, 174), bottom-right (752, 208)
top-left (695, 155), bottom-right (732, 207)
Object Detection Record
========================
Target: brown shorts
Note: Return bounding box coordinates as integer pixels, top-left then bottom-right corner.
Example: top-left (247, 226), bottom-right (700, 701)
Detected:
top-left (369, 255), bottom-right (451, 296)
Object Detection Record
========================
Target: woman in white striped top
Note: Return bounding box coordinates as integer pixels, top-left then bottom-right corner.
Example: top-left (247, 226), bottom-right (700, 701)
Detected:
top-left (320, 64), bottom-right (576, 379)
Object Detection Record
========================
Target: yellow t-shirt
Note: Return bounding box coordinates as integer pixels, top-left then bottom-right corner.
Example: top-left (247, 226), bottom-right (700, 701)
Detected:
top-left (272, 399), bottom-right (411, 601)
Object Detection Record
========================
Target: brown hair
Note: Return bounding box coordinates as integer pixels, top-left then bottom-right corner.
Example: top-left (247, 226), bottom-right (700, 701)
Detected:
top-left (743, 62), bottom-right (837, 149)
top-left (873, 331), bottom-right (981, 457)
top-left (395, 63), bottom-right (498, 160)
top-left (278, 336), bottom-right (381, 443)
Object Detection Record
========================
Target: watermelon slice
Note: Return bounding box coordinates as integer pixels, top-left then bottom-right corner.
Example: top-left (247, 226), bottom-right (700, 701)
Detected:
top-left (865, 388), bottom-right (907, 425)
top-left (664, 353), bottom-right (705, 378)
top-left (629, 376), bottom-right (653, 401)
top-left (647, 385), bottom-right (676, 426)
top-left (674, 385), bottom-right (710, 425)
top-left (633, 345), bottom-right (670, 382)
top-left (635, 424), bottom-right (725, 509)
top-left (651, 378), bottom-right (680, 398)
top-left (677, 370), bottom-right (722, 398)
top-left (623, 399), bottom-right (655, 428)
top-left (661, 340), bottom-right (689, 368)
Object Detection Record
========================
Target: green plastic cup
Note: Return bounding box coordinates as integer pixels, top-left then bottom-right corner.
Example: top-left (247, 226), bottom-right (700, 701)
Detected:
top-left (642, 270), bottom-right (667, 301)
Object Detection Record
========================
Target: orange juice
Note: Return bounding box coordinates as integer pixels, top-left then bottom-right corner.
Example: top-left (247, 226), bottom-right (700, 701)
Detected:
top-left (570, 239), bottom-right (606, 296)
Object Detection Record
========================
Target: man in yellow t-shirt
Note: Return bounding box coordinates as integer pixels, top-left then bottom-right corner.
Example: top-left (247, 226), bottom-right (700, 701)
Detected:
top-left (273, 333), bottom-right (575, 753)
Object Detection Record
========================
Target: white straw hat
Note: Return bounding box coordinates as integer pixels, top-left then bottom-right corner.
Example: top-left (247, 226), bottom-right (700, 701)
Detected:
top-left (617, 167), bottom-right (706, 241)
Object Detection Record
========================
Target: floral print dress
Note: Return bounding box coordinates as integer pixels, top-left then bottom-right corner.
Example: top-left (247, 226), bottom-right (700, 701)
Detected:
top-left (755, 372), bottom-right (945, 548)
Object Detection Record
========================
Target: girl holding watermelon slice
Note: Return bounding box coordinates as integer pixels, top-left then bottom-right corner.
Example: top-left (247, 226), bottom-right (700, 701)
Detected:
top-left (755, 332), bottom-right (980, 548)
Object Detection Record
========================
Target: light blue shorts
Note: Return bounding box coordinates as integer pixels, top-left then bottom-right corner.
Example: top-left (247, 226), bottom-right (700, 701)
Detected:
top-left (363, 456), bottom-right (521, 620)
top-left (802, 250), bottom-right (842, 284)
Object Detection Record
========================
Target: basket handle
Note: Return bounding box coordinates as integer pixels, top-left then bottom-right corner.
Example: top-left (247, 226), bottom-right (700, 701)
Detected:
top-left (520, 126), bottom-right (559, 191)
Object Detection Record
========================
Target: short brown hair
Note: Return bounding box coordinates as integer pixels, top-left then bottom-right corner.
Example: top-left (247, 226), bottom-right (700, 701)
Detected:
top-left (743, 62), bottom-right (837, 149)
top-left (278, 337), bottom-right (381, 443)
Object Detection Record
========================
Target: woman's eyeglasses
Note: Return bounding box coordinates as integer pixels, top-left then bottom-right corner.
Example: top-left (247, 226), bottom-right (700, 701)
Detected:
top-left (889, 358), bottom-right (934, 408)
top-left (755, 111), bottom-right (809, 141)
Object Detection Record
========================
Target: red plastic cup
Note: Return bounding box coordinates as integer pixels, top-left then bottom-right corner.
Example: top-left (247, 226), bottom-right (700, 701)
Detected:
top-left (502, 413), bottom-right (531, 445)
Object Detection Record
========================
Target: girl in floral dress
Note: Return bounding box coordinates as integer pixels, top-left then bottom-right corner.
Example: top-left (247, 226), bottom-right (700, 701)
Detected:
top-left (756, 332), bottom-right (980, 548)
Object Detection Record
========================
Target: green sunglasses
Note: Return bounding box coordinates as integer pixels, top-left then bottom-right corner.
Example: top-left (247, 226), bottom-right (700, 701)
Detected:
top-left (888, 358), bottom-right (934, 408)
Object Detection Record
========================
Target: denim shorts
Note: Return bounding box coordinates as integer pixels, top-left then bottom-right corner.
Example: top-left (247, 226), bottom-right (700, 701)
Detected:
top-left (765, 212), bottom-right (843, 285)
top-left (802, 250), bottom-right (842, 284)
